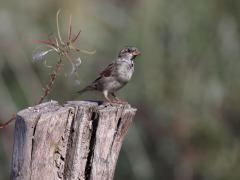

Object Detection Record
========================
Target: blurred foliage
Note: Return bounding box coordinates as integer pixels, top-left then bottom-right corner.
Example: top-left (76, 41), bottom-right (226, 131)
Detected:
top-left (1, 0), bottom-right (240, 179)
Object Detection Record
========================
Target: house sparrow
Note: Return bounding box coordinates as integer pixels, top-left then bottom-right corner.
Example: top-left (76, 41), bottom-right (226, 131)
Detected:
top-left (78, 46), bottom-right (140, 103)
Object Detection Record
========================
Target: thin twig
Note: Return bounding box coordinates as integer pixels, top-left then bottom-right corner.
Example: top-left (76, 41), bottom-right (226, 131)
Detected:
top-left (37, 57), bottom-right (62, 104)
top-left (56, 9), bottom-right (64, 45)
top-left (32, 40), bottom-right (56, 47)
top-left (0, 58), bottom-right (62, 128)
top-left (68, 15), bottom-right (72, 42)
top-left (71, 30), bottom-right (81, 44)
top-left (75, 48), bottom-right (96, 54)
top-left (0, 115), bottom-right (16, 129)
top-left (0, 10), bottom-right (95, 129)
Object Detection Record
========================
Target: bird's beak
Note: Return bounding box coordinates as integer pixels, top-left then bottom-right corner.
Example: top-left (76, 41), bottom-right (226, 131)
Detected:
top-left (133, 50), bottom-right (141, 56)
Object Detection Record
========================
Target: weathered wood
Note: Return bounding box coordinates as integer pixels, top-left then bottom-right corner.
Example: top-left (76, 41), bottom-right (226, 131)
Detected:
top-left (10, 101), bottom-right (136, 180)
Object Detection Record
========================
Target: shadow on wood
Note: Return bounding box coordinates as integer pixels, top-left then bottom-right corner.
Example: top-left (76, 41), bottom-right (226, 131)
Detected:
top-left (10, 101), bottom-right (137, 180)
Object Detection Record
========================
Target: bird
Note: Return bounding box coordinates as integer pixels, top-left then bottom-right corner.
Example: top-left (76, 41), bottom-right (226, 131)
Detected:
top-left (78, 46), bottom-right (141, 104)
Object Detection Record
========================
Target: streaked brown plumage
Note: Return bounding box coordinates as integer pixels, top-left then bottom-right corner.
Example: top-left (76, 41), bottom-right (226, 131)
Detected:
top-left (78, 46), bottom-right (140, 103)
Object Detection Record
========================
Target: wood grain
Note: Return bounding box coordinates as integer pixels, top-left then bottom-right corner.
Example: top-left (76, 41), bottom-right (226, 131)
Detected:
top-left (10, 101), bottom-right (136, 180)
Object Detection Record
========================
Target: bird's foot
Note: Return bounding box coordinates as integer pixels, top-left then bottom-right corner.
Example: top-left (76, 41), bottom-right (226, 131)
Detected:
top-left (112, 99), bottom-right (128, 104)
top-left (102, 100), bottom-right (128, 106)
top-left (102, 101), bottom-right (115, 107)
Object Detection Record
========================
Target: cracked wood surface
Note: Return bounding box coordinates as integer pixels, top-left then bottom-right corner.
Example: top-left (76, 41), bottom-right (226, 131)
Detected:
top-left (10, 101), bottom-right (136, 180)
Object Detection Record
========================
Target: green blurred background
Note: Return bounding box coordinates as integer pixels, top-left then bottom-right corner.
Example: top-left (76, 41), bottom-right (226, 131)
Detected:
top-left (1, 0), bottom-right (240, 179)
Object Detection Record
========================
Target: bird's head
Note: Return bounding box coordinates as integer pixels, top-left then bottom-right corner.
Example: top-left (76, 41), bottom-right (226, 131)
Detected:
top-left (118, 46), bottom-right (141, 60)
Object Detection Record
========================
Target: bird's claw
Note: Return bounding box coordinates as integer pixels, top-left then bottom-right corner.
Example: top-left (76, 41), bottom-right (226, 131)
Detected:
top-left (112, 100), bottom-right (128, 105)
top-left (102, 100), bottom-right (128, 107)
top-left (102, 101), bottom-right (114, 107)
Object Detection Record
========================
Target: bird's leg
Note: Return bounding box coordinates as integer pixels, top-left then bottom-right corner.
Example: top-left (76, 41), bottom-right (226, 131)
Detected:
top-left (111, 92), bottom-right (128, 104)
top-left (103, 90), bottom-right (113, 105)
top-left (111, 92), bottom-right (120, 101)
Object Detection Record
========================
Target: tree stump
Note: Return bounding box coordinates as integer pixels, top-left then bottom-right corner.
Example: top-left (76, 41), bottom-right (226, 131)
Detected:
top-left (10, 101), bottom-right (136, 180)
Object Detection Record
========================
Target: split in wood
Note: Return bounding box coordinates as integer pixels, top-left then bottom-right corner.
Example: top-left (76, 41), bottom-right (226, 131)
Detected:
top-left (10, 100), bottom-right (136, 180)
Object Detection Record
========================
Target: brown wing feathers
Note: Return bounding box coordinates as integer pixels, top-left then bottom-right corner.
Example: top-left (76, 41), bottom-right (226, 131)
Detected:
top-left (100, 63), bottom-right (114, 77)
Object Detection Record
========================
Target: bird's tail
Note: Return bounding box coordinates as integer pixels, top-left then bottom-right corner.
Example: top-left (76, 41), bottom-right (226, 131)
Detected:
top-left (77, 85), bottom-right (95, 95)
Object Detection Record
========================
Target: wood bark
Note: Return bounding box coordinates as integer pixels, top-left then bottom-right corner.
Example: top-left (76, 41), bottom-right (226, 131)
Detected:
top-left (10, 101), bottom-right (136, 180)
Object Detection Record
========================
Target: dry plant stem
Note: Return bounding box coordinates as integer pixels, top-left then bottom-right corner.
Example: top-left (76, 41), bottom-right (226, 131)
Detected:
top-left (0, 58), bottom-right (63, 129)
top-left (0, 115), bottom-right (16, 129)
top-left (1, 10), bottom-right (95, 129)
top-left (37, 57), bottom-right (63, 104)
top-left (2, 56), bottom-right (63, 130)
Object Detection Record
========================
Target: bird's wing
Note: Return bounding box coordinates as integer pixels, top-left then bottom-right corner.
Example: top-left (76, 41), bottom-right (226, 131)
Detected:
top-left (100, 62), bottom-right (115, 77)
top-left (92, 62), bottom-right (115, 84)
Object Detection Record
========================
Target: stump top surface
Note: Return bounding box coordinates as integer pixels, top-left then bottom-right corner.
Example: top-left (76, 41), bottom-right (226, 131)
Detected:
top-left (17, 100), bottom-right (137, 119)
